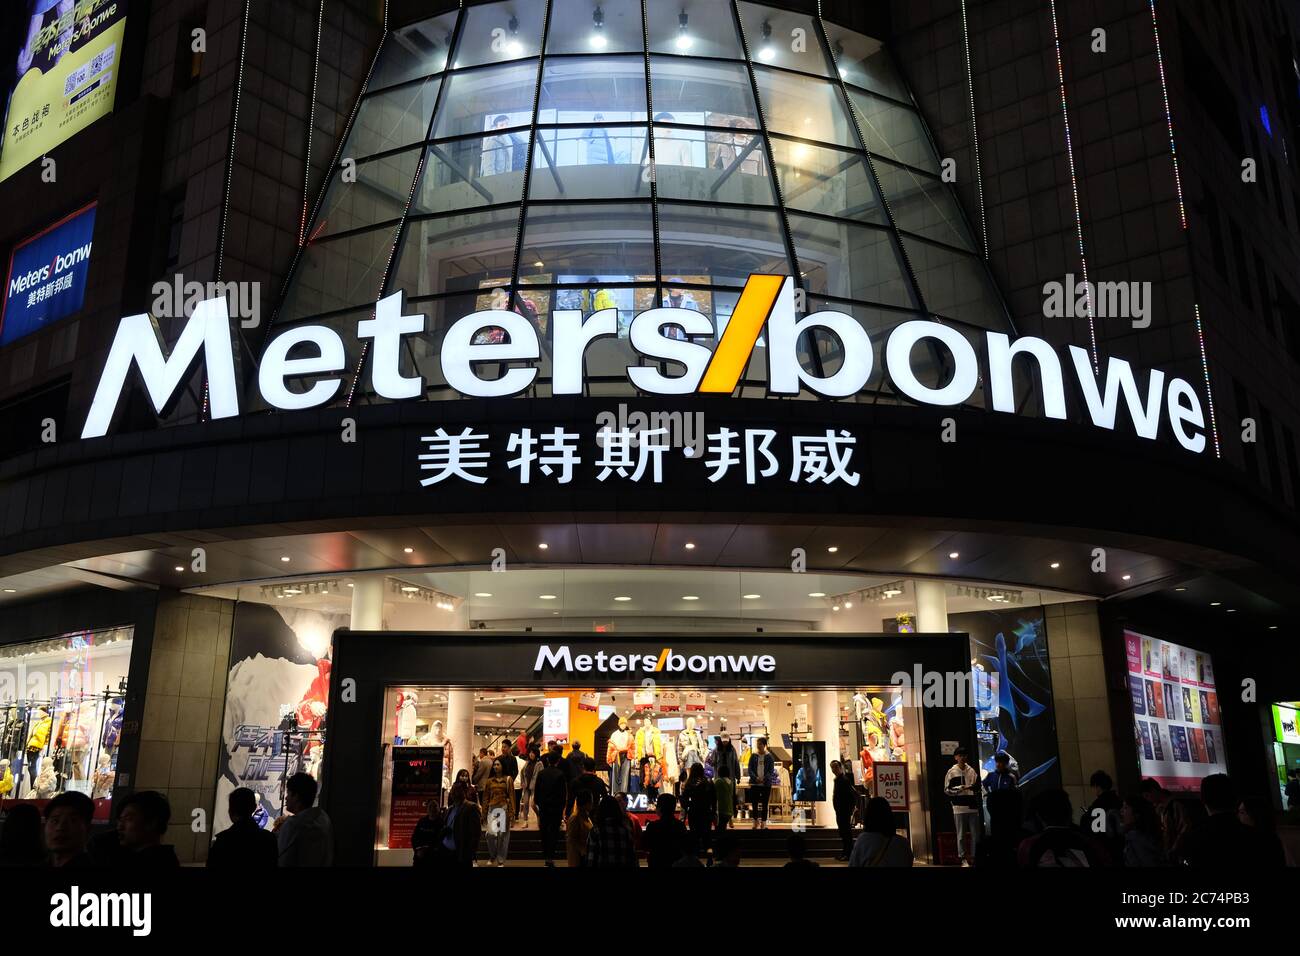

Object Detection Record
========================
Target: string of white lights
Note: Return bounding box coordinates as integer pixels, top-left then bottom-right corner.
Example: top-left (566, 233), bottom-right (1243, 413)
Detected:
top-left (1048, 0), bottom-right (1098, 373)
top-left (960, 0), bottom-right (988, 258)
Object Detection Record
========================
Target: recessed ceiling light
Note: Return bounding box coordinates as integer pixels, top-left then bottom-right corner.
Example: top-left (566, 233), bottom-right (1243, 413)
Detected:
top-left (1174, 587), bottom-right (1186, 592)
top-left (280, 556), bottom-right (291, 562)
top-left (400, 586), bottom-right (419, 593)
top-left (844, 601), bottom-right (853, 609)
top-left (403, 547), bottom-right (414, 554)
top-left (682, 595), bottom-right (699, 601)
top-left (1121, 574), bottom-right (1131, 581)
top-left (1049, 562), bottom-right (1060, 569)
top-left (3, 588), bottom-right (16, 593)
top-left (1210, 602), bottom-right (1221, 607)
top-left (538, 542), bottom-right (548, 550)
top-left (827, 546), bottom-right (839, 553)
top-left (174, 566), bottom-right (184, 572)
top-left (1226, 608), bottom-right (1236, 613)
top-left (948, 552), bottom-right (959, 559)
top-left (1269, 625), bottom-right (1278, 630)
top-left (539, 594), bottom-right (558, 600)
top-left (831, 605), bottom-right (840, 611)
top-left (743, 594), bottom-right (761, 600)
top-left (808, 591), bottom-right (826, 598)
top-left (347, 583), bottom-right (354, 588)
top-left (684, 542), bottom-right (696, 550)
top-left (474, 592), bottom-right (492, 598)
top-left (614, 596), bottom-right (632, 602)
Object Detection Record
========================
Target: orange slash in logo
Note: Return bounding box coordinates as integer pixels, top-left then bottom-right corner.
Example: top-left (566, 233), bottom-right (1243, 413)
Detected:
top-left (697, 273), bottom-right (786, 394)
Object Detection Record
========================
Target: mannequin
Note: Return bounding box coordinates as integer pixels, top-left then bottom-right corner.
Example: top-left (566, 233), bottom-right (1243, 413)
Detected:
top-left (418, 719), bottom-right (455, 788)
top-left (606, 716), bottom-right (634, 793)
top-left (101, 698), bottom-right (124, 752)
top-left (25, 706), bottom-right (50, 787)
top-left (91, 752), bottom-right (113, 798)
top-left (0, 758), bottom-right (12, 798)
top-left (634, 718), bottom-right (663, 764)
top-left (662, 732), bottom-right (679, 789)
top-left (1, 706), bottom-right (23, 760)
top-left (396, 691), bottom-right (418, 743)
top-left (677, 716), bottom-right (705, 771)
top-left (33, 761), bottom-right (58, 799)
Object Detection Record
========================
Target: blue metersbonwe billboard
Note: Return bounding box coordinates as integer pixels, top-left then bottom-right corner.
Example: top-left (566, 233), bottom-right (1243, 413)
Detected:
top-left (1, 201), bottom-right (96, 346)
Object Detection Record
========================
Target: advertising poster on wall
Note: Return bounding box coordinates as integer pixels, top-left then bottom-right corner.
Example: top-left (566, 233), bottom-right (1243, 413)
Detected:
top-left (791, 740), bottom-right (826, 802)
top-left (1, 202), bottom-right (95, 345)
top-left (215, 602), bottom-right (343, 834)
top-left (542, 696), bottom-right (569, 745)
top-left (1, 1), bottom-right (129, 181)
top-left (1124, 630), bottom-right (1227, 790)
top-left (387, 746), bottom-right (443, 851)
top-left (951, 607), bottom-right (1060, 796)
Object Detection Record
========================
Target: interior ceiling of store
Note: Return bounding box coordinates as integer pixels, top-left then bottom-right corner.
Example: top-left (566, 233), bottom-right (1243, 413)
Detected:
top-left (0, 520), bottom-right (1280, 629)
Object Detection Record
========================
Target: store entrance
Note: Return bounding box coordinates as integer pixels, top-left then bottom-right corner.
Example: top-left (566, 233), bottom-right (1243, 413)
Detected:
top-left (322, 632), bottom-right (975, 866)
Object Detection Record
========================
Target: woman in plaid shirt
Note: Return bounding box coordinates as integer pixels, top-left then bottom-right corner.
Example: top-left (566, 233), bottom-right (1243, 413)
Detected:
top-left (583, 796), bottom-right (640, 868)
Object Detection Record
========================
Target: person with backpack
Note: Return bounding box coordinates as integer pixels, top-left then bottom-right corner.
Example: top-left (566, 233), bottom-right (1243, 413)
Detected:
top-left (943, 747), bottom-right (981, 866)
top-left (848, 797), bottom-right (912, 866)
top-left (1016, 788), bottom-right (1109, 866)
top-left (680, 763), bottom-right (717, 864)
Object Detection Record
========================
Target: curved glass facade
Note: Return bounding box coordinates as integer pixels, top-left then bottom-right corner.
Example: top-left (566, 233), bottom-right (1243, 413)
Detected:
top-left (274, 0), bottom-right (1010, 407)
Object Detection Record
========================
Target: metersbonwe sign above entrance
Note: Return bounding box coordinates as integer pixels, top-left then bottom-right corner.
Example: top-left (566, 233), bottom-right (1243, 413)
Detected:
top-left (80, 274), bottom-right (1208, 455)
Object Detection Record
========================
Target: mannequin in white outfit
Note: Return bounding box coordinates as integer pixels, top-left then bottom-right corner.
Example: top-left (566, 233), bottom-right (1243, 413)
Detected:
top-left (678, 716), bottom-right (706, 771)
top-left (606, 716), bottom-right (634, 793)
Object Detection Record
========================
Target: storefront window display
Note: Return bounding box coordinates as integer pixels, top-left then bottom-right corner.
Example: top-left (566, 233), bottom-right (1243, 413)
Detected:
top-left (371, 682), bottom-right (925, 865)
top-left (1269, 702), bottom-right (1300, 812)
top-left (0, 626), bottom-right (133, 814)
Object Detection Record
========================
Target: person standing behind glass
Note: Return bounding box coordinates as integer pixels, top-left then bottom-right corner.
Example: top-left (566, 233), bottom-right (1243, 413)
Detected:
top-left (944, 747), bottom-right (981, 866)
top-left (581, 280), bottom-right (615, 316)
top-left (746, 736), bottom-right (774, 830)
top-left (582, 114), bottom-right (615, 165)
top-left (652, 113), bottom-right (694, 166)
top-left (483, 114), bottom-right (520, 177)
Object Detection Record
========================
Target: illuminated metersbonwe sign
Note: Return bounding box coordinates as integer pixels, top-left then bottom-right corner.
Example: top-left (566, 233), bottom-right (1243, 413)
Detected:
top-left (80, 274), bottom-right (1208, 455)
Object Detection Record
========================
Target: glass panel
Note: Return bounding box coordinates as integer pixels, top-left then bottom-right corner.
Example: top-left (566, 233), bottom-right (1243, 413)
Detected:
top-left (546, 0), bottom-right (645, 54)
top-left (519, 202), bottom-right (656, 279)
top-left (370, 11), bottom-right (459, 90)
top-left (736, 1), bottom-right (834, 77)
top-left (822, 20), bottom-right (909, 101)
top-left (537, 55), bottom-right (648, 120)
top-left (787, 213), bottom-right (916, 309)
top-left (657, 201), bottom-right (790, 287)
top-left (346, 77), bottom-right (442, 159)
top-left (431, 60), bottom-right (539, 140)
top-left (769, 137), bottom-right (885, 224)
top-left (529, 126), bottom-right (650, 200)
top-left (900, 235), bottom-right (1008, 329)
top-left (412, 136), bottom-right (528, 215)
top-left (452, 0), bottom-right (546, 68)
top-left (646, 0), bottom-right (745, 59)
top-left (391, 207), bottom-right (521, 299)
top-left (315, 148), bottom-right (422, 238)
top-left (873, 159), bottom-right (975, 251)
top-left (846, 88), bottom-right (938, 174)
top-left (279, 225), bottom-right (400, 322)
top-left (753, 66), bottom-right (858, 149)
top-left (648, 57), bottom-right (759, 128)
top-left (653, 127), bottom-right (776, 204)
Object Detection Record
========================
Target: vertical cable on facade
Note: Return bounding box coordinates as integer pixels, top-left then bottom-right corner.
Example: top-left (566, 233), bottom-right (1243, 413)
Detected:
top-left (1048, 0), bottom-right (1097, 373)
top-left (301, 0), bottom-right (325, 246)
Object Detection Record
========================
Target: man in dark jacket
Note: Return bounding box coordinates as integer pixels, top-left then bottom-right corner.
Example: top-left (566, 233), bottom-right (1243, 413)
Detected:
top-left (208, 787), bottom-right (277, 868)
top-left (831, 760), bottom-right (857, 860)
top-left (563, 742), bottom-right (586, 817)
top-left (533, 752), bottom-right (568, 867)
top-left (1081, 770), bottom-right (1122, 860)
top-left (116, 790), bottom-right (181, 868)
top-left (641, 794), bottom-right (688, 867)
top-left (1181, 774), bottom-right (1285, 867)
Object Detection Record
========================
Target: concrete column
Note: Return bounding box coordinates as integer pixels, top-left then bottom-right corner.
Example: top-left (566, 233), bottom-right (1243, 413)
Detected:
top-left (810, 691), bottom-right (841, 828)
top-left (350, 575), bottom-right (385, 631)
top-left (914, 579), bottom-right (949, 633)
top-left (446, 689), bottom-right (475, 780)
